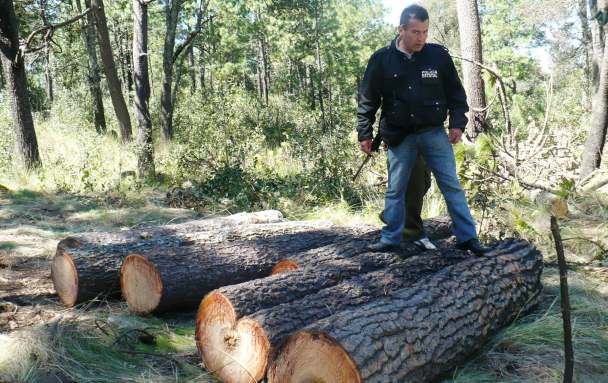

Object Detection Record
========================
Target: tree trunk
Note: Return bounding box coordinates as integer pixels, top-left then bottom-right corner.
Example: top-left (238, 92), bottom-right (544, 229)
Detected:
top-left (588, 0), bottom-right (605, 92)
top-left (199, 45), bottom-right (205, 89)
top-left (160, 0), bottom-right (182, 142)
top-left (187, 44), bottom-right (196, 93)
top-left (196, 246), bottom-right (472, 383)
top-left (0, 59), bottom-right (4, 89)
top-left (456, 0), bottom-right (487, 139)
top-left (581, 20), bottom-right (608, 179)
top-left (76, 0), bottom-right (106, 133)
top-left (91, 0), bottom-right (132, 142)
top-left (261, 32), bottom-right (270, 105)
top-left (120, 223), bottom-right (373, 314)
top-left (269, 240), bottom-right (543, 383)
top-left (132, 0), bottom-right (155, 180)
top-left (314, 3), bottom-right (325, 124)
top-left (39, 0), bottom-right (54, 105)
top-left (52, 211), bottom-right (285, 307)
top-left (580, 0), bottom-right (592, 90)
top-left (113, 22), bottom-right (129, 99)
top-left (0, 0), bottom-right (42, 170)
top-left (44, 46), bottom-right (54, 104)
top-left (172, 54), bottom-right (185, 107)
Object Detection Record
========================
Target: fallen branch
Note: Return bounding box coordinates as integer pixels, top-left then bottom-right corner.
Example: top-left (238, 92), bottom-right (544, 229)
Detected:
top-left (550, 216), bottom-right (574, 383)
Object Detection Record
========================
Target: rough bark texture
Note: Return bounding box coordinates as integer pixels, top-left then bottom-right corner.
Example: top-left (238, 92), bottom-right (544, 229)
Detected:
top-left (269, 240), bottom-right (543, 383)
top-left (52, 211), bottom-right (285, 306)
top-left (197, 249), bottom-right (401, 324)
top-left (456, 0), bottom-right (487, 139)
top-left (56, 210), bottom-right (284, 251)
top-left (187, 44), bottom-right (196, 93)
top-left (120, 223), bottom-right (373, 314)
top-left (76, 0), bottom-right (106, 133)
top-left (196, 216), bottom-right (453, 322)
top-left (91, 0), bottom-right (132, 142)
top-left (581, 20), bottom-right (608, 179)
top-left (196, 247), bottom-right (471, 383)
top-left (122, 215), bottom-right (454, 313)
top-left (160, 0), bottom-right (182, 142)
top-left (0, 0), bottom-right (42, 170)
top-left (132, 0), bottom-right (155, 179)
top-left (588, 0), bottom-right (605, 91)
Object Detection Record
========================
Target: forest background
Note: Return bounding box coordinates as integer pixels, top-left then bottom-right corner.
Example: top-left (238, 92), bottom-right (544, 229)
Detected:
top-left (1, 0), bottom-right (608, 382)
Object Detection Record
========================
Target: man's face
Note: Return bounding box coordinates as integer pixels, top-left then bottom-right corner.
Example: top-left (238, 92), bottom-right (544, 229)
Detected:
top-left (398, 18), bottom-right (429, 53)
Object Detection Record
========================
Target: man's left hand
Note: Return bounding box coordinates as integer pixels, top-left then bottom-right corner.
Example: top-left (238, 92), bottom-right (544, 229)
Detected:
top-left (448, 128), bottom-right (463, 144)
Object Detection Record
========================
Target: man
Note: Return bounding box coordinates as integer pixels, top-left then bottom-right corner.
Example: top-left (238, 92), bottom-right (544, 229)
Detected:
top-left (357, 4), bottom-right (488, 255)
top-left (379, 154), bottom-right (437, 251)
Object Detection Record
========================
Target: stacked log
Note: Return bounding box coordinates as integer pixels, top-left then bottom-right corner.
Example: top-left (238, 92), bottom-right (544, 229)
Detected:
top-left (195, 246), bottom-right (472, 383)
top-left (120, 225), bottom-right (375, 314)
top-left (268, 240), bottom-right (543, 383)
top-left (121, 218), bottom-right (458, 315)
top-left (50, 210), bottom-right (298, 307)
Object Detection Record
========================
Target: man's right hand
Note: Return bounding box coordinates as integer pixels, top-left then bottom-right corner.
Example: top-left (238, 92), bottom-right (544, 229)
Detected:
top-left (359, 139), bottom-right (372, 154)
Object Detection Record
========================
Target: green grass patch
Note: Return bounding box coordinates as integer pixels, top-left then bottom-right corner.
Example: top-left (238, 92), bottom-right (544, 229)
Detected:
top-left (449, 269), bottom-right (608, 383)
top-left (0, 311), bottom-right (217, 383)
top-left (0, 241), bottom-right (18, 251)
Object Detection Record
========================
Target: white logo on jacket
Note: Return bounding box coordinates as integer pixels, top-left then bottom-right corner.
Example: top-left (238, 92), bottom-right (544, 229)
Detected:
top-left (421, 70), bottom-right (438, 79)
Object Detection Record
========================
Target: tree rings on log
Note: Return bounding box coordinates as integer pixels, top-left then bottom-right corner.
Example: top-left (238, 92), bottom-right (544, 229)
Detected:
top-left (50, 251), bottom-right (79, 307)
top-left (270, 331), bottom-right (361, 383)
top-left (197, 292), bottom-right (270, 383)
top-left (270, 259), bottom-right (299, 275)
top-left (268, 240), bottom-right (543, 383)
top-left (120, 254), bottom-right (163, 314)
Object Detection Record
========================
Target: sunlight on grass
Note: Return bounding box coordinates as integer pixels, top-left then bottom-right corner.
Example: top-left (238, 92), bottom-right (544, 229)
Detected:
top-left (0, 309), bottom-right (217, 383)
top-left (450, 270), bottom-right (608, 383)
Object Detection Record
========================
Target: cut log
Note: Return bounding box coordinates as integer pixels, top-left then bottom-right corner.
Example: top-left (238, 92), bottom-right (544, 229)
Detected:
top-left (272, 215), bottom-right (453, 272)
top-left (268, 240), bottom-right (543, 383)
top-left (55, 210), bottom-right (285, 252)
top-left (195, 237), bottom-right (456, 342)
top-left (124, 218), bottom-right (456, 316)
top-left (120, 224), bottom-right (372, 314)
top-left (51, 217), bottom-right (321, 307)
top-left (195, 244), bottom-right (470, 383)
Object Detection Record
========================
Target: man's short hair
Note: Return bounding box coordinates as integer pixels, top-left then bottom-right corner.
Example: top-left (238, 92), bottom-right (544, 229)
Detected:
top-left (400, 4), bottom-right (429, 27)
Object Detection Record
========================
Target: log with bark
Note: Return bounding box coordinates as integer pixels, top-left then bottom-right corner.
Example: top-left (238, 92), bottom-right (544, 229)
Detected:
top-left (55, 210), bottom-right (284, 251)
top-left (121, 216), bottom-right (455, 314)
top-left (51, 210), bottom-right (288, 307)
top-left (270, 215), bottom-right (453, 271)
top-left (268, 239), bottom-right (543, 383)
top-left (195, 244), bottom-right (470, 383)
top-left (120, 224), bottom-right (374, 314)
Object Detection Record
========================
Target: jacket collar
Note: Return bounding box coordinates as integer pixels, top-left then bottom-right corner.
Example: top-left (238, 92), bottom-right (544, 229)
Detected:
top-left (390, 36), bottom-right (427, 60)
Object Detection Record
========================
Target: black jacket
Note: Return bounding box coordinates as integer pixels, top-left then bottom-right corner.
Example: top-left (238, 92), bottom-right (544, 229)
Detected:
top-left (357, 38), bottom-right (469, 146)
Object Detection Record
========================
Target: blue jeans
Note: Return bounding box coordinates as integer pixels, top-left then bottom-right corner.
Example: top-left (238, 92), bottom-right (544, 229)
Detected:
top-left (381, 127), bottom-right (477, 245)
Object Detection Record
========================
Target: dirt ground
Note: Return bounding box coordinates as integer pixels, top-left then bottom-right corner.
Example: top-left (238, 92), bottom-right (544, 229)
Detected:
top-left (0, 189), bottom-right (197, 334)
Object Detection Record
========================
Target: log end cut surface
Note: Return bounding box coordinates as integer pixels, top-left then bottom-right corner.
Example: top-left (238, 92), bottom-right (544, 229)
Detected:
top-left (196, 291), bottom-right (270, 383)
top-left (120, 254), bottom-right (163, 314)
top-left (51, 251), bottom-right (79, 307)
top-left (268, 331), bottom-right (361, 383)
top-left (271, 259), bottom-right (299, 275)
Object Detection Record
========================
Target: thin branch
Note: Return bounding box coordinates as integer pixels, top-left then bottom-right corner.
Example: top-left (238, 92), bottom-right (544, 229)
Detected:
top-left (172, 16), bottom-right (214, 64)
top-left (477, 164), bottom-right (561, 195)
top-left (20, 7), bottom-right (92, 56)
top-left (451, 54), bottom-right (513, 141)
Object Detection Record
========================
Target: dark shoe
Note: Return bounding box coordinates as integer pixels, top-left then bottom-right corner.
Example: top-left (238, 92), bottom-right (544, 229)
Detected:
top-left (412, 237), bottom-right (437, 251)
top-left (456, 238), bottom-right (490, 256)
top-left (367, 241), bottom-right (400, 252)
